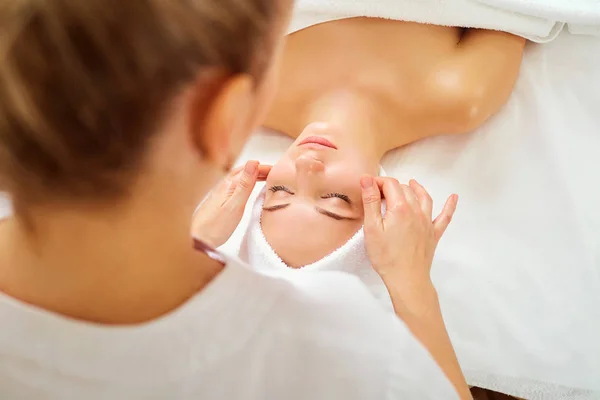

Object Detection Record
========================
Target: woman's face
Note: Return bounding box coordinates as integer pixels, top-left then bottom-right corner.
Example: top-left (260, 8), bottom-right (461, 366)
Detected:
top-left (261, 123), bottom-right (379, 267)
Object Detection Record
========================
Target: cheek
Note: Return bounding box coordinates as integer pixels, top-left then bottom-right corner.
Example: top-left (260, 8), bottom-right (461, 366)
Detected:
top-left (253, 73), bottom-right (276, 124)
top-left (266, 158), bottom-right (294, 185)
top-left (264, 54), bottom-right (282, 105)
top-left (327, 167), bottom-right (365, 194)
top-left (250, 44), bottom-right (284, 128)
top-left (336, 149), bottom-right (380, 176)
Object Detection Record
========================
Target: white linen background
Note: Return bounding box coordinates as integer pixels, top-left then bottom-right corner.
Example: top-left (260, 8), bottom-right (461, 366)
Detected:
top-left (0, 195), bottom-right (10, 219)
top-left (221, 31), bottom-right (600, 399)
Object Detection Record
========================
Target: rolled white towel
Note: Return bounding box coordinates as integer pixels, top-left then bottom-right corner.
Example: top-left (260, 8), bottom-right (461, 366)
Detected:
top-left (568, 23), bottom-right (600, 36)
top-left (477, 0), bottom-right (600, 25)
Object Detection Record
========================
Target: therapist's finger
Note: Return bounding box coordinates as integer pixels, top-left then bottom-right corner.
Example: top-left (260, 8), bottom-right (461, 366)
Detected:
top-left (400, 184), bottom-right (420, 212)
top-left (361, 175), bottom-right (383, 233)
top-left (374, 177), bottom-right (405, 213)
top-left (433, 194), bottom-right (459, 242)
top-left (228, 163), bottom-right (271, 180)
top-left (227, 160), bottom-right (260, 209)
top-left (256, 164), bottom-right (272, 181)
top-left (228, 165), bottom-right (244, 177)
top-left (409, 179), bottom-right (433, 218)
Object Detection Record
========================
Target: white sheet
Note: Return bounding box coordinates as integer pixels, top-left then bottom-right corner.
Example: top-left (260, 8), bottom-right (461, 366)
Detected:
top-left (223, 31), bottom-right (600, 399)
top-left (0, 194), bottom-right (10, 219)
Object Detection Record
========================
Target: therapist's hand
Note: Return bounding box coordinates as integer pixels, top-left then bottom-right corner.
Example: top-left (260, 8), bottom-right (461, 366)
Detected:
top-left (360, 176), bottom-right (458, 306)
top-left (192, 160), bottom-right (271, 248)
top-left (362, 176), bottom-right (470, 400)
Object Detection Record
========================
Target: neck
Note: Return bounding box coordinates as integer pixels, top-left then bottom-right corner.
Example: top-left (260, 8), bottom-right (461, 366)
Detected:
top-left (303, 89), bottom-right (393, 161)
top-left (0, 183), bottom-right (222, 325)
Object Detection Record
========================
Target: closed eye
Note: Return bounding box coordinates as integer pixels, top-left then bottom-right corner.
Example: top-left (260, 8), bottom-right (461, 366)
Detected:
top-left (270, 187), bottom-right (351, 205)
top-left (322, 193), bottom-right (352, 205)
top-left (262, 203), bottom-right (357, 221)
top-left (269, 185), bottom-right (294, 194)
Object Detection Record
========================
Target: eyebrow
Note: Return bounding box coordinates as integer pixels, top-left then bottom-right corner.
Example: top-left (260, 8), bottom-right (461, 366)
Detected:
top-left (262, 204), bottom-right (356, 221)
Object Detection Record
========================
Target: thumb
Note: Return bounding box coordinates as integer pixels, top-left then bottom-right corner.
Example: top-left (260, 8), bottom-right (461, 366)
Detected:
top-left (361, 175), bottom-right (383, 233)
top-left (228, 160), bottom-right (259, 210)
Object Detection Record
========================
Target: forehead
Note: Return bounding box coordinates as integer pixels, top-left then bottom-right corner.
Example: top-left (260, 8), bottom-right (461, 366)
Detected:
top-left (261, 206), bottom-right (361, 267)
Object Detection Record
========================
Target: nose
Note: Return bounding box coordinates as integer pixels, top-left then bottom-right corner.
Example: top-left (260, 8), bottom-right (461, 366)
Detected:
top-left (295, 155), bottom-right (324, 194)
top-left (295, 154), bottom-right (325, 174)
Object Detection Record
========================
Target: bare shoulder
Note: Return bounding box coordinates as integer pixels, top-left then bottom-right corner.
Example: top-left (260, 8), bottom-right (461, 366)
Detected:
top-left (417, 29), bottom-right (526, 136)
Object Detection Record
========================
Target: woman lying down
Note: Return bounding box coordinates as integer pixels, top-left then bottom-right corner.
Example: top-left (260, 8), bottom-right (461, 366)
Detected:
top-left (232, 20), bottom-right (526, 304)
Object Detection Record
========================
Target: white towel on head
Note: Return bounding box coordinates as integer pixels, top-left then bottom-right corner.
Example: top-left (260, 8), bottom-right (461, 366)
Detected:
top-left (238, 167), bottom-right (394, 310)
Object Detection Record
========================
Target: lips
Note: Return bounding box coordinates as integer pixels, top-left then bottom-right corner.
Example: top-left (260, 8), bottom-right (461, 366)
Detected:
top-left (297, 136), bottom-right (337, 149)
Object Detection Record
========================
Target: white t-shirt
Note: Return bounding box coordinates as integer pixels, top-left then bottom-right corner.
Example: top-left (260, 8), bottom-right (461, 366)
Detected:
top-left (0, 198), bottom-right (457, 400)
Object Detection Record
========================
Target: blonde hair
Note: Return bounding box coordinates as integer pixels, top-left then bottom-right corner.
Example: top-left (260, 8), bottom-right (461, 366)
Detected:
top-left (0, 0), bottom-right (284, 205)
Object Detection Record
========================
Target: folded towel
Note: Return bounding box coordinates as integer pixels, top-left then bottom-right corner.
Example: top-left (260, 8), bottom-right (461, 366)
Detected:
top-left (477, 0), bottom-right (600, 25)
top-left (289, 0), bottom-right (562, 42)
top-left (568, 23), bottom-right (600, 36)
top-left (238, 167), bottom-right (394, 310)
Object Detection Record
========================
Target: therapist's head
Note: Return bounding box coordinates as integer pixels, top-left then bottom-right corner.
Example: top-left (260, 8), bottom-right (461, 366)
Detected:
top-left (0, 0), bottom-right (291, 215)
top-left (261, 122), bottom-right (380, 268)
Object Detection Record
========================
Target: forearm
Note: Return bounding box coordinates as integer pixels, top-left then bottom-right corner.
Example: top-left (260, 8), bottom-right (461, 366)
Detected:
top-left (387, 282), bottom-right (472, 400)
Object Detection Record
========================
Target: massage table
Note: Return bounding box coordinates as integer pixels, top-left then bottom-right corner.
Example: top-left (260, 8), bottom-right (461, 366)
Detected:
top-left (223, 29), bottom-right (600, 399)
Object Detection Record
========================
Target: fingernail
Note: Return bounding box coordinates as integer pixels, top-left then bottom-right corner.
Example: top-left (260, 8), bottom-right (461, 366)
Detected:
top-left (244, 161), bottom-right (257, 175)
top-left (360, 176), bottom-right (373, 189)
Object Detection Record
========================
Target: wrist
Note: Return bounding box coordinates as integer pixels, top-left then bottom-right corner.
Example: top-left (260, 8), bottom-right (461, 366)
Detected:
top-left (384, 277), bottom-right (440, 321)
top-left (191, 229), bottom-right (224, 249)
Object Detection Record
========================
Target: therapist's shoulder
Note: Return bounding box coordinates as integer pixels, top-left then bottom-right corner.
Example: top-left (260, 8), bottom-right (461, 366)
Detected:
top-left (284, 270), bottom-right (387, 318)
top-left (275, 269), bottom-right (404, 346)
top-left (224, 259), bottom-right (457, 398)
top-left (225, 255), bottom-right (391, 338)
top-left (225, 257), bottom-right (388, 340)
top-left (280, 271), bottom-right (457, 398)
top-left (279, 271), bottom-right (458, 398)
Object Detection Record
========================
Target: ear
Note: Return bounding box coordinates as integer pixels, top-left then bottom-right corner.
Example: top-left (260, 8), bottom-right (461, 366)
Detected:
top-left (188, 73), bottom-right (254, 172)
